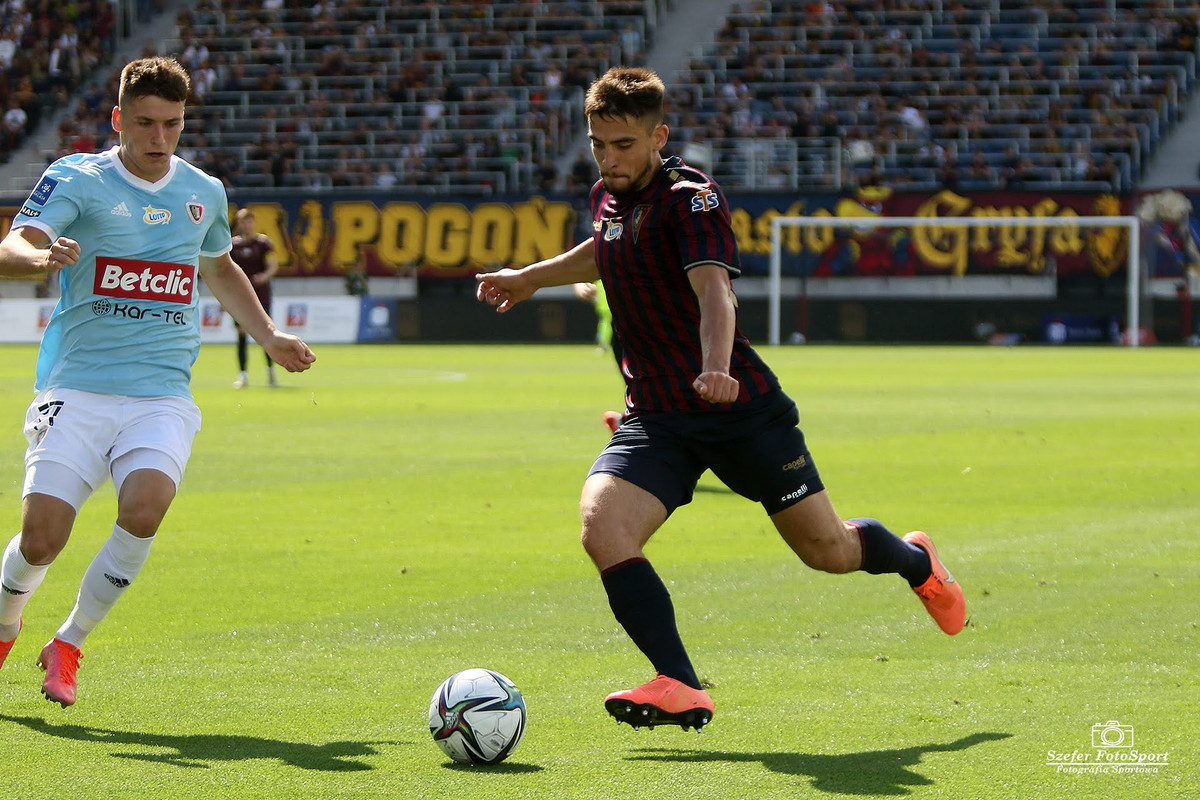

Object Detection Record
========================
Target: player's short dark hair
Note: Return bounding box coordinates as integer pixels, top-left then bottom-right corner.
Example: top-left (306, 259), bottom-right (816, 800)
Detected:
top-left (118, 57), bottom-right (191, 107)
top-left (233, 207), bottom-right (254, 233)
top-left (585, 67), bottom-right (665, 128)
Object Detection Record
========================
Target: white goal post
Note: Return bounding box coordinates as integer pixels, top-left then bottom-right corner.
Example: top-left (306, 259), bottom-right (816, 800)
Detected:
top-left (767, 215), bottom-right (1142, 346)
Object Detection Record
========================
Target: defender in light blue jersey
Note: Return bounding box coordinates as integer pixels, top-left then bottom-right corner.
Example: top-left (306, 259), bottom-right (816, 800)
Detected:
top-left (0, 57), bottom-right (317, 706)
top-left (18, 142), bottom-right (230, 399)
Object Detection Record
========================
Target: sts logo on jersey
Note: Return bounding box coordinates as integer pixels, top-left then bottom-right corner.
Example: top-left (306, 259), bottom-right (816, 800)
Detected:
top-left (691, 188), bottom-right (720, 213)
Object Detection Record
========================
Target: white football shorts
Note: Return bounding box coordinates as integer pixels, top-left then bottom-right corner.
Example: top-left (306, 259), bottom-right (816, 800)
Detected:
top-left (22, 387), bottom-right (202, 511)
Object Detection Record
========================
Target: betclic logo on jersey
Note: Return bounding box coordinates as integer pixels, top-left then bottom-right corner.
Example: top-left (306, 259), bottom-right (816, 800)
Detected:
top-left (93, 257), bottom-right (195, 304)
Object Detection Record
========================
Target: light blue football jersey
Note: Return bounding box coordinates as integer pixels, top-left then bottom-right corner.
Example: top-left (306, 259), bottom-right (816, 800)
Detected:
top-left (13, 147), bottom-right (232, 398)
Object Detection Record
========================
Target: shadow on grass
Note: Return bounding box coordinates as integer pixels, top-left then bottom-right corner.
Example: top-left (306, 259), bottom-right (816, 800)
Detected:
top-left (629, 731), bottom-right (1012, 795)
top-left (441, 760), bottom-right (544, 774)
top-left (0, 714), bottom-right (393, 771)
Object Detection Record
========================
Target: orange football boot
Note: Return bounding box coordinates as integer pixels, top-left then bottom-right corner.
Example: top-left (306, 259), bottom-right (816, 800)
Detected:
top-left (38, 638), bottom-right (82, 707)
top-left (904, 531), bottom-right (966, 635)
top-left (0, 618), bottom-right (20, 669)
top-left (604, 674), bottom-right (714, 731)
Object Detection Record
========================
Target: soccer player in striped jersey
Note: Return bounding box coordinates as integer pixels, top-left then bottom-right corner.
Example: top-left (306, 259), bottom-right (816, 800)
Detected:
top-left (230, 207), bottom-right (280, 388)
top-left (476, 67), bottom-right (964, 732)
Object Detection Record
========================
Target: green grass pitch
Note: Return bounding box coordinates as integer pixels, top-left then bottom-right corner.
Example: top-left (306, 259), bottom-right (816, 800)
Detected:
top-left (0, 342), bottom-right (1194, 799)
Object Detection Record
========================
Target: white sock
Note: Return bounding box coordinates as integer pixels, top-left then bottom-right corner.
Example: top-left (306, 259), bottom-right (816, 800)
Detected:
top-left (56, 525), bottom-right (153, 648)
top-left (0, 533), bottom-right (50, 642)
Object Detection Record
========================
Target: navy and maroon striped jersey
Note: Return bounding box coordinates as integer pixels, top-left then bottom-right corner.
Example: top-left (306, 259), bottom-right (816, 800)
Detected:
top-left (231, 233), bottom-right (274, 280)
top-left (590, 155), bottom-right (779, 414)
top-left (231, 232), bottom-right (274, 306)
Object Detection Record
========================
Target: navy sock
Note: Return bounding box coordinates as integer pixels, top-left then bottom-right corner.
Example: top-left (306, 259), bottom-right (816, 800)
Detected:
top-left (850, 518), bottom-right (932, 588)
top-left (600, 558), bottom-right (701, 690)
top-left (237, 333), bottom-right (248, 371)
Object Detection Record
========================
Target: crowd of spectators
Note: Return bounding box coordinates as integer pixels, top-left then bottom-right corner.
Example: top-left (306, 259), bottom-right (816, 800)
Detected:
top-left (0, 0), bottom-right (119, 162)
top-left (668, 0), bottom-right (1199, 193)
top-left (153, 0), bottom-right (657, 194)
top-left (6, 0), bottom-right (1200, 197)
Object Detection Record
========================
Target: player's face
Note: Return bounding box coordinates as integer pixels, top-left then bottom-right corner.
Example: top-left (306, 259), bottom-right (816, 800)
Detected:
top-left (112, 94), bottom-right (186, 182)
top-left (588, 113), bottom-right (668, 196)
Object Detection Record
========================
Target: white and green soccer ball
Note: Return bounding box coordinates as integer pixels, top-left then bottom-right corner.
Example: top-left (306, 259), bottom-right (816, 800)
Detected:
top-left (428, 668), bottom-right (527, 765)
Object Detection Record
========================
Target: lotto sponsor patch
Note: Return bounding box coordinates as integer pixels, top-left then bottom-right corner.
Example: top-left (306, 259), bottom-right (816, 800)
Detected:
top-left (93, 257), bottom-right (196, 304)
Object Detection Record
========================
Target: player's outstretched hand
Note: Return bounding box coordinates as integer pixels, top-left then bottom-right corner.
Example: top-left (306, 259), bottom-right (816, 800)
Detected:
top-left (44, 237), bottom-right (81, 275)
top-left (693, 371), bottom-right (739, 404)
top-left (265, 332), bottom-right (317, 373)
top-left (475, 269), bottom-right (534, 313)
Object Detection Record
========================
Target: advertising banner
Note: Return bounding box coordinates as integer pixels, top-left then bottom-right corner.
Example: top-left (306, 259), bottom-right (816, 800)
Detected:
top-left (357, 297), bottom-right (399, 343)
top-left (731, 190), bottom-right (1133, 279)
top-left (198, 296), bottom-right (361, 344)
top-left (0, 298), bottom-right (56, 343)
top-left (0, 189), bottom-right (1140, 283)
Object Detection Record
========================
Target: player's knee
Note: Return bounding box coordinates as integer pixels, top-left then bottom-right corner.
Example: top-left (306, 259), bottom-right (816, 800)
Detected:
top-left (115, 506), bottom-right (166, 538)
top-left (579, 518), bottom-right (620, 568)
top-left (579, 515), bottom-right (609, 563)
top-left (18, 527), bottom-right (68, 566)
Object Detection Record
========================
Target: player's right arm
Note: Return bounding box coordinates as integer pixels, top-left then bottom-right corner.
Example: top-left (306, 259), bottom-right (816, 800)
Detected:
top-left (0, 226), bottom-right (79, 278)
top-left (475, 239), bottom-right (598, 313)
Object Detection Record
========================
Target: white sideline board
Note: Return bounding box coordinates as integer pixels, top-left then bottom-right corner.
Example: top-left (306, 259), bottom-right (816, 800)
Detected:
top-left (0, 296), bottom-right (362, 344)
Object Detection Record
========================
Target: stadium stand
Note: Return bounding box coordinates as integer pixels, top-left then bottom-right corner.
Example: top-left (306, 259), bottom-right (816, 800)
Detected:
top-left (1, 0), bottom-right (1197, 196)
top-left (0, 0), bottom-right (120, 163)
top-left (669, 0), bottom-right (1199, 193)
top-left (159, 0), bottom-right (663, 194)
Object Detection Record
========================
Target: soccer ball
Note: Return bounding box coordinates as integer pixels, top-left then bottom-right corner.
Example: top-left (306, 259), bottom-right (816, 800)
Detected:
top-left (428, 668), bottom-right (527, 765)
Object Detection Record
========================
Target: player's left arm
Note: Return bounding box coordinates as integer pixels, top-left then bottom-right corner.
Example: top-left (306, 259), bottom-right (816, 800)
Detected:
top-left (200, 252), bottom-right (315, 372)
top-left (688, 263), bottom-right (739, 403)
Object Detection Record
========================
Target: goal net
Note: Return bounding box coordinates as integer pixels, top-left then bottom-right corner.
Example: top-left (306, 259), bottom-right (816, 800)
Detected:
top-left (766, 214), bottom-right (1142, 346)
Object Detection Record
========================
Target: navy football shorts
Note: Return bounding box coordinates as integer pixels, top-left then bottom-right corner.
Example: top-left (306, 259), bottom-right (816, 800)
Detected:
top-left (588, 390), bottom-right (825, 516)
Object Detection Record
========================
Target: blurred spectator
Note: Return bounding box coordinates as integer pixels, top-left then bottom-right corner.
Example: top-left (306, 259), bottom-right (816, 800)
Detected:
top-left (535, 159), bottom-right (559, 194)
top-left (567, 148), bottom-right (595, 194)
top-left (2, 98), bottom-right (28, 156)
top-left (0, 31), bottom-right (17, 70)
top-left (965, 151), bottom-right (997, 184)
top-left (374, 162), bottom-right (399, 189)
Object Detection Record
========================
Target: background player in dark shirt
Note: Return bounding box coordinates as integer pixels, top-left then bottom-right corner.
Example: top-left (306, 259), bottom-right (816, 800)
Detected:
top-left (476, 67), bottom-right (965, 732)
top-left (230, 208), bottom-right (279, 388)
